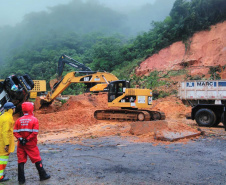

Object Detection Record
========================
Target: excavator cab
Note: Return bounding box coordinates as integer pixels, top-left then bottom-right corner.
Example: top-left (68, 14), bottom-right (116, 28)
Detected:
top-left (108, 80), bottom-right (130, 102)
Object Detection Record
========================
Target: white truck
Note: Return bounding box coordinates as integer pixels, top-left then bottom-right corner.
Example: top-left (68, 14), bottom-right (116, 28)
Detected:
top-left (178, 80), bottom-right (226, 130)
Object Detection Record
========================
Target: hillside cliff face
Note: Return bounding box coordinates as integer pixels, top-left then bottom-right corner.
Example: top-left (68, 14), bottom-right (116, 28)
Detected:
top-left (136, 21), bottom-right (226, 77)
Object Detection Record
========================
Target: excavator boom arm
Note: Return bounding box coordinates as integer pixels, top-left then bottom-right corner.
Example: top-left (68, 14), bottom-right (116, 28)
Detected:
top-left (58, 54), bottom-right (92, 79)
top-left (46, 71), bottom-right (118, 102)
top-left (36, 54), bottom-right (118, 108)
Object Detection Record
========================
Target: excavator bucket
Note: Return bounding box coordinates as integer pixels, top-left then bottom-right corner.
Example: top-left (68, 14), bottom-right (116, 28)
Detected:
top-left (34, 96), bottom-right (51, 110)
top-left (33, 78), bottom-right (58, 110)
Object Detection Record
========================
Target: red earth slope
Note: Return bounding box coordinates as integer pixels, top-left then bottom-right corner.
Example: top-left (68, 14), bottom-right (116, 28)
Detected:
top-left (136, 21), bottom-right (226, 77)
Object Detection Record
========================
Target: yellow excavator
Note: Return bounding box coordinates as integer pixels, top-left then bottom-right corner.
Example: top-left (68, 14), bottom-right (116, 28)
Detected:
top-left (35, 54), bottom-right (118, 108)
top-left (94, 80), bottom-right (165, 121)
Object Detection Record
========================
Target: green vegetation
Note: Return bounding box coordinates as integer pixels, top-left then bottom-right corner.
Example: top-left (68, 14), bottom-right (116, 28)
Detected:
top-left (64, 83), bottom-right (86, 95)
top-left (60, 99), bottom-right (67, 105)
top-left (0, 0), bottom-right (225, 96)
top-left (209, 65), bottom-right (226, 80)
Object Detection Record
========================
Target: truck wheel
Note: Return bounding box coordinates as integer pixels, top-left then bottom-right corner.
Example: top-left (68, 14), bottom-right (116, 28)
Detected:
top-left (195, 109), bottom-right (216, 127)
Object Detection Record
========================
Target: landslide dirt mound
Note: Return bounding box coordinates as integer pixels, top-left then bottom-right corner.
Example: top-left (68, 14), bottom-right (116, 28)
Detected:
top-left (34, 93), bottom-right (109, 131)
top-left (12, 92), bottom-right (224, 145)
top-left (152, 95), bottom-right (191, 120)
top-left (34, 93), bottom-right (191, 131)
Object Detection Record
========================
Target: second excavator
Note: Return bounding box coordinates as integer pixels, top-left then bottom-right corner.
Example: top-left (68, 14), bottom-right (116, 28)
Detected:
top-left (36, 54), bottom-right (118, 108)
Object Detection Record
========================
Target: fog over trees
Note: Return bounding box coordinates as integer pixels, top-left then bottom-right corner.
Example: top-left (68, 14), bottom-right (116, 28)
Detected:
top-left (0, 0), bottom-right (175, 64)
top-left (0, 0), bottom-right (225, 95)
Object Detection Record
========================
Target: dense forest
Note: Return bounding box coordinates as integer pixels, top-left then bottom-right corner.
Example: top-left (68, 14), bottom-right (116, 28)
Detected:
top-left (0, 0), bottom-right (225, 95)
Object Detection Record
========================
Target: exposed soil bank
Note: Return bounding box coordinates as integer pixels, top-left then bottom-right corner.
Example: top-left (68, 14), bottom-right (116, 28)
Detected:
top-left (136, 21), bottom-right (226, 77)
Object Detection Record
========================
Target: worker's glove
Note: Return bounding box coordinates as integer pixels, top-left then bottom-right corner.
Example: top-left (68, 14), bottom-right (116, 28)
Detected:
top-left (19, 138), bottom-right (24, 145)
top-left (22, 138), bottom-right (28, 146)
top-left (19, 138), bottom-right (28, 146)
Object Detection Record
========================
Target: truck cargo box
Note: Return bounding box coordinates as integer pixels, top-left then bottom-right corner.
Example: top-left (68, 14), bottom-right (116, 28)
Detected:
top-left (178, 80), bottom-right (226, 100)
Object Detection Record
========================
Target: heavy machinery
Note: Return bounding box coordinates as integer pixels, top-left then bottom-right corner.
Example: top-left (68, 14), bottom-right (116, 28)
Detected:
top-left (1, 79), bottom-right (46, 99)
top-left (36, 54), bottom-right (118, 107)
top-left (0, 74), bottom-right (34, 113)
top-left (178, 80), bottom-right (226, 130)
top-left (94, 80), bottom-right (165, 121)
top-left (29, 80), bottom-right (47, 99)
top-left (52, 54), bottom-right (118, 92)
top-left (37, 55), bottom-right (165, 122)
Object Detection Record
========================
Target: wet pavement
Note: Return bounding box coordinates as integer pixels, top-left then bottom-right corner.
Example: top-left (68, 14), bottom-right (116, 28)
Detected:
top-left (3, 135), bottom-right (226, 185)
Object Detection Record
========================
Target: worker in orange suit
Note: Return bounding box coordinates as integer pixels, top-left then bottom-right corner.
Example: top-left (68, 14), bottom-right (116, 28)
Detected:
top-left (14, 102), bottom-right (50, 184)
top-left (0, 102), bottom-right (16, 182)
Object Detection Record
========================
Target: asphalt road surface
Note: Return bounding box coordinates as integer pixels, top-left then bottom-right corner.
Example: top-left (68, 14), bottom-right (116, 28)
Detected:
top-left (3, 136), bottom-right (226, 185)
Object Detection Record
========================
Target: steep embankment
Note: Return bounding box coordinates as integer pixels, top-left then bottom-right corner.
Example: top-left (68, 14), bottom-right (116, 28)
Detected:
top-left (136, 21), bottom-right (226, 77)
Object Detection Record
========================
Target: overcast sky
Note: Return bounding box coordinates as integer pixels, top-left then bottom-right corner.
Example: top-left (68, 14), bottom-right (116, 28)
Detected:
top-left (0, 0), bottom-right (155, 27)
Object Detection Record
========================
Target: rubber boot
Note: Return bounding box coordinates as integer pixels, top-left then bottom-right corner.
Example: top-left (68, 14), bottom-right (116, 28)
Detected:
top-left (35, 161), bottom-right (50, 181)
top-left (0, 175), bottom-right (9, 182)
top-left (18, 163), bottom-right (25, 184)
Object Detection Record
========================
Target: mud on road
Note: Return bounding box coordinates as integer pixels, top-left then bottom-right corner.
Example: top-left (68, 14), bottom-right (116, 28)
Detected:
top-left (3, 94), bottom-right (225, 184)
top-left (3, 132), bottom-right (226, 185)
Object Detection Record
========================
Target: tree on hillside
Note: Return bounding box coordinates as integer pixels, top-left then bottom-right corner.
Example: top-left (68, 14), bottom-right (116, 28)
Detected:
top-left (119, 0), bottom-right (226, 62)
top-left (0, 0), bottom-right (225, 95)
top-left (90, 36), bottom-right (124, 71)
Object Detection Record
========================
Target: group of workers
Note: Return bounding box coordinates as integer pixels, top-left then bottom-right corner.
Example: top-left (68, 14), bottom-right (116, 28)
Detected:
top-left (0, 101), bottom-right (50, 184)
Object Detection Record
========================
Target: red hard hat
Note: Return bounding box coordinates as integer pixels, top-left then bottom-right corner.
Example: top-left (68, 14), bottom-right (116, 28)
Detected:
top-left (22, 102), bottom-right (34, 113)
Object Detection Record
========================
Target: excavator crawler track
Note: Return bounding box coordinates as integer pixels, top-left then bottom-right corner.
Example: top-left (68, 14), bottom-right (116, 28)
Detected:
top-left (94, 109), bottom-right (165, 121)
